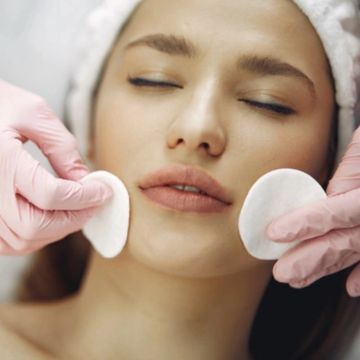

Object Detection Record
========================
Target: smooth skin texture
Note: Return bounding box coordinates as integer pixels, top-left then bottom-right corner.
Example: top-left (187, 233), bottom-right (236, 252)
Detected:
top-left (0, 0), bottom-right (335, 359)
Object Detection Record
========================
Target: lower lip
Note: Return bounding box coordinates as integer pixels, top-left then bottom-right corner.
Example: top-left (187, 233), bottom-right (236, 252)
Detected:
top-left (140, 186), bottom-right (231, 213)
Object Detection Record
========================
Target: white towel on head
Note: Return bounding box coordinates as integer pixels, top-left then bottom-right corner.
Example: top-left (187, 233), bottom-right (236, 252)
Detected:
top-left (292, 0), bottom-right (360, 164)
top-left (66, 0), bottom-right (142, 167)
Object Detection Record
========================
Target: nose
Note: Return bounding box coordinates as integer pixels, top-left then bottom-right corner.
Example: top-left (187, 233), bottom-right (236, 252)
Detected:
top-left (166, 79), bottom-right (226, 157)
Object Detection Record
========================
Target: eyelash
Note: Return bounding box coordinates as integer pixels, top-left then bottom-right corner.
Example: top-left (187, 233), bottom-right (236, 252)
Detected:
top-left (127, 76), bottom-right (295, 116)
top-left (127, 76), bottom-right (182, 88)
top-left (240, 99), bottom-right (295, 115)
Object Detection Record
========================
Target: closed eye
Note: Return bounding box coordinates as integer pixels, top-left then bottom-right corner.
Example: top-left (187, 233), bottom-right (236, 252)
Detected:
top-left (127, 76), bottom-right (182, 88)
top-left (240, 99), bottom-right (295, 116)
top-left (127, 76), bottom-right (295, 116)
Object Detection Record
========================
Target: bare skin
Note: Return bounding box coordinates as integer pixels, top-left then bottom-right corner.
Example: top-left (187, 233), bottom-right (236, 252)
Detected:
top-left (0, 0), bottom-right (334, 359)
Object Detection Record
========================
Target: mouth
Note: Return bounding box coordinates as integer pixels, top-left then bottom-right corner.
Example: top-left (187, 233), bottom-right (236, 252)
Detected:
top-left (138, 164), bottom-right (232, 213)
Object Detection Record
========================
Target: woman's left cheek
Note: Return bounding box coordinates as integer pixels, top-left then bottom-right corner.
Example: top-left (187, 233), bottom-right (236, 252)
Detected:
top-left (252, 134), bottom-right (326, 177)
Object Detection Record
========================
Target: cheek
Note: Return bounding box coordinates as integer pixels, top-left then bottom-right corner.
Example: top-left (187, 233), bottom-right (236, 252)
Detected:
top-left (230, 115), bottom-right (331, 208)
top-left (94, 98), bottom-right (163, 171)
top-left (249, 117), bottom-right (329, 173)
top-left (278, 120), bottom-right (331, 179)
top-left (127, 202), bottom-right (259, 277)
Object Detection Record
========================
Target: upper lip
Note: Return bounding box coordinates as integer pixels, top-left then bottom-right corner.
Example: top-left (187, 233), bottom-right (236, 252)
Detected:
top-left (138, 164), bottom-right (232, 204)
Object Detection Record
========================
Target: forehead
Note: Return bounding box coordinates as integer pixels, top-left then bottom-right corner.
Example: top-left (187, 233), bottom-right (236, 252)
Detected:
top-left (113, 0), bottom-right (329, 85)
top-left (119, 0), bottom-right (319, 49)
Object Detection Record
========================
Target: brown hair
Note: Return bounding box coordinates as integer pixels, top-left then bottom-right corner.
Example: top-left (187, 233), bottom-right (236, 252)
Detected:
top-left (16, 3), bottom-right (360, 359)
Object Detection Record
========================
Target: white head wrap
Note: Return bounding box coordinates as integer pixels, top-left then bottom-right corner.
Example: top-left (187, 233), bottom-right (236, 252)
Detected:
top-left (66, 0), bottom-right (360, 169)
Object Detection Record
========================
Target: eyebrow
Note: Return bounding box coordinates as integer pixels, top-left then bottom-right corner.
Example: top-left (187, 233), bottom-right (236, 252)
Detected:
top-left (124, 33), bottom-right (315, 91)
top-left (238, 56), bottom-right (315, 91)
top-left (125, 33), bottom-right (198, 58)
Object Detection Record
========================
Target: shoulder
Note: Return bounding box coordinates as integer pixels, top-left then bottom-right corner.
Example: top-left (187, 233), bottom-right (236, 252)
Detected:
top-left (0, 303), bottom-right (56, 359)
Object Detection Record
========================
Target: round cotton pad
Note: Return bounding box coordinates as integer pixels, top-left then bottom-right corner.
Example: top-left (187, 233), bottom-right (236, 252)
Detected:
top-left (80, 171), bottom-right (130, 258)
top-left (238, 168), bottom-right (327, 260)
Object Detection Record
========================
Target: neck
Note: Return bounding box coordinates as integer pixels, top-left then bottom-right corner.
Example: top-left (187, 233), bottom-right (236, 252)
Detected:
top-left (65, 249), bottom-right (272, 360)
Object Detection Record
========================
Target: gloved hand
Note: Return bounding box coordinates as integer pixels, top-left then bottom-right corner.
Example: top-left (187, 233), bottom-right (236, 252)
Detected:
top-left (0, 79), bottom-right (113, 255)
top-left (266, 126), bottom-right (360, 297)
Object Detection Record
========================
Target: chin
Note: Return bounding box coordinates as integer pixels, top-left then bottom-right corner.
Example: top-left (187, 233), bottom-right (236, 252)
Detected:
top-left (124, 223), bottom-right (256, 278)
top-left (122, 195), bottom-right (257, 277)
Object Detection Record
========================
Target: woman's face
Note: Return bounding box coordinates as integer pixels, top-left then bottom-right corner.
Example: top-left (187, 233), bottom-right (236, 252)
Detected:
top-left (91, 0), bottom-right (334, 277)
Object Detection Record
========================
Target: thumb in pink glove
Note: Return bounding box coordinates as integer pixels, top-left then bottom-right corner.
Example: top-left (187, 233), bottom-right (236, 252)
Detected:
top-left (266, 125), bottom-right (360, 297)
top-left (0, 79), bottom-right (113, 255)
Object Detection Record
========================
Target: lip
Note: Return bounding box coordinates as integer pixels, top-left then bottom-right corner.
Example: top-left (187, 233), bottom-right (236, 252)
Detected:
top-left (138, 164), bottom-right (232, 212)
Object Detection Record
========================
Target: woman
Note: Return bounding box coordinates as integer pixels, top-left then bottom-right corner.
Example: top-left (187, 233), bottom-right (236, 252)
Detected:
top-left (0, 0), bottom-right (360, 359)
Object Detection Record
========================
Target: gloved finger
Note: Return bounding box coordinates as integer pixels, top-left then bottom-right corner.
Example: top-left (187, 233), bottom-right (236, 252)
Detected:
top-left (3, 139), bottom-right (113, 211)
top-left (0, 235), bottom-right (64, 256)
top-left (2, 192), bottom-right (100, 246)
top-left (0, 229), bottom-right (68, 255)
top-left (0, 240), bottom-right (39, 256)
top-left (0, 212), bottom-right (60, 255)
top-left (0, 212), bottom-right (53, 254)
top-left (288, 252), bottom-right (360, 289)
top-left (11, 95), bottom-right (90, 181)
top-left (0, 237), bottom-right (22, 255)
top-left (273, 225), bottom-right (360, 284)
top-left (0, 210), bottom-right (27, 251)
top-left (266, 187), bottom-right (360, 242)
top-left (346, 262), bottom-right (360, 297)
top-left (23, 233), bottom-right (75, 254)
top-left (327, 126), bottom-right (360, 196)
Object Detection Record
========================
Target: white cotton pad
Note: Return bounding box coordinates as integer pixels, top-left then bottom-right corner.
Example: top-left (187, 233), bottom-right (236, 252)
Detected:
top-left (80, 171), bottom-right (130, 258)
top-left (238, 168), bottom-right (327, 260)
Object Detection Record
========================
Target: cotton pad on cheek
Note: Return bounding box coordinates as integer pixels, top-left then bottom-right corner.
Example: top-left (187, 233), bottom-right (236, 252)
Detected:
top-left (238, 168), bottom-right (327, 260)
top-left (80, 171), bottom-right (130, 258)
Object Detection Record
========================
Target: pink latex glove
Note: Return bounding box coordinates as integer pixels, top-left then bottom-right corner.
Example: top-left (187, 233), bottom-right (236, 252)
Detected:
top-left (266, 126), bottom-right (360, 297)
top-left (0, 79), bottom-right (113, 255)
